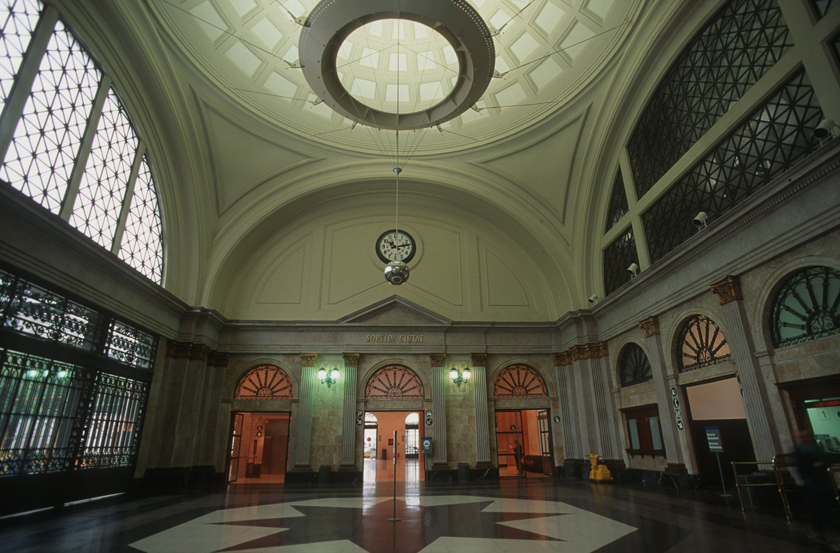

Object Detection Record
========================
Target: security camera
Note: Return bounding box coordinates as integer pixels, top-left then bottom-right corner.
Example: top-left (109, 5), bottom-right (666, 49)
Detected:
top-left (694, 211), bottom-right (708, 230)
top-left (588, 294), bottom-right (599, 304)
top-left (627, 263), bottom-right (639, 278)
top-left (814, 118), bottom-right (840, 140)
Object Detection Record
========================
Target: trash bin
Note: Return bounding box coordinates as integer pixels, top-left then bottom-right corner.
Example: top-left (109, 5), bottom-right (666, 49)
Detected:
top-left (458, 463), bottom-right (469, 482)
top-left (381, 448), bottom-right (387, 460)
top-left (318, 465), bottom-right (331, 484)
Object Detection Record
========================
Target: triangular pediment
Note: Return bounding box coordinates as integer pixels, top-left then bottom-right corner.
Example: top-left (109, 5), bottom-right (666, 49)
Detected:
top-left (339, 296), bottom-right (452, 325)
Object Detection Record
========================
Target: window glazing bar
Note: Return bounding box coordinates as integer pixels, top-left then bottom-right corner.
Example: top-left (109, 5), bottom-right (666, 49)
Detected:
top-left (111, 141), bottom-right (146, 254)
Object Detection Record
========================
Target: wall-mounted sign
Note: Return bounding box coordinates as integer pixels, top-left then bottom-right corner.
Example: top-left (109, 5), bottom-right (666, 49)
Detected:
top-left (553, 416), bottom-right (560, 423)
top-left (421, 437), bottom-right (433, 454)
top-left (672, 398), bottom-right (680, 409)
top-left (356, 410), bottom-right (363, 417)
top-left (426, 418), bottom-right (433, 426)
top-left (356, 418), bottom-right (363, 425)
top-left (425, 410), bottom-right (433, 417)
top-left (670, 386), bottom-right (677, 397)
top-left (677, 420), bottom-right (684, 430)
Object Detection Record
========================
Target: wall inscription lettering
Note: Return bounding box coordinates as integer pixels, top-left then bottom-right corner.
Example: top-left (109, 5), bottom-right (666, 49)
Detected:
top-left (366, 334), bottom-right (424, 343)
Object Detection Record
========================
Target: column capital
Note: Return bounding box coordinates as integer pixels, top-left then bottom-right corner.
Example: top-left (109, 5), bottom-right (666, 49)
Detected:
top-left (470, 353), bottom-right (487, 367)
top-left (569, 342), bottom-right (609, 361)
top-left (430, 353), bottom-right (446, 367)
top-left (710, 275), bottom-right (743, 305)
top-left (207, 351), bottom-right (229, 367)
top-left (300, 353), bottom-right (318, 367)
top-left (343, 353), bottom-right (360, 367)
top-left (639, 316), bottom-right (660, 337)
top-left (167, 341), bottom-right (210, 361)
top-left (553, 351), bottom-right (572, 367)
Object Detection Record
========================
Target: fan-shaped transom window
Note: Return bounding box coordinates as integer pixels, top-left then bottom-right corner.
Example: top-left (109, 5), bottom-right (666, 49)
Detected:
top-left (365, 365), bottom-right (424, 399)
top-left (620, 343), bottom-right (652, 387)
top-left (493, 365), bottom-right (547, 398)
top-left (771, 266), bottom-right (840, 348)
top-left (678, 315), bottom-right (732, 372)
top-left (234, 365), bottom-right (293, 400)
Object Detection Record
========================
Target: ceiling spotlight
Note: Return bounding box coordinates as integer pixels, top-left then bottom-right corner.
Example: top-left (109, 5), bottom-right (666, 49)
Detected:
top-left (588, 294), bottom-right (599, 304)
top-left (694, 211), bottom-right (708, 230)
top-left (627, 263), bottom-right (639, 278)
top-left (813, 118), bottom-right (840, 142)
top-left (384, 261), bottom-right (410, 285)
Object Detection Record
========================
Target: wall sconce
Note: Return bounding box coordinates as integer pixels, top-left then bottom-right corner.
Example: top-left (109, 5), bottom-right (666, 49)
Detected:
top-left (318, 367), bottom-right (340, 387)
top-left (449, 367), bottom-right (471, 387)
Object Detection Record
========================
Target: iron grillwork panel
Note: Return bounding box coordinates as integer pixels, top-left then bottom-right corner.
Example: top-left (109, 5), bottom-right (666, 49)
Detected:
top-left (620, 343), bottom-right (652, 387)
top-left (678, 315), bottom-right (732, 372)
top-left (811, 0), bottom-right (840, 18)
top-left (603, 230), bottom-right (640, 296)
top-left (771, 266), bottom-right (840, 348)
top-left (103, 319), bottom-right (156, 371)
top-left (0, 18), bottom-right (102, 214)
top-left (643, 70), bottom-right (823, 263)
top-left (0, 268), bottom-right (100, 350)
top-left (628, 0), bottom-right (793, 199)
top-left (234, 365), bottom-right (293, 400)
top-left (493, 365), bottom-right (547, 398)
top-left (605, 170), bottom-right (629, 232)
top-left (0, 0), bottom-right (41, 108)
top-left (365, 365), bottom-right (424, 399)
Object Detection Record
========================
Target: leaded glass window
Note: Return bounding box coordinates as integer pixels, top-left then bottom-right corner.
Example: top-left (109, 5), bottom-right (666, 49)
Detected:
top-left (628, 0), bottom-right (793, 199)
top-left (0, 0), bottom-right (41, 107)
top-left (365, 365), bottom-right (424, 399)
top-left (643, 70), bottom-right (823, 263)
top-left (0, 17), bottom-right (102, 213)
top-left (0, 5), bottom-right (164, 284)
top-left (69, 89), bottom-right (138, 248)
top-left (620, 343), bottom-right (652, 387)
top-left (605, 170), bottom-right (629, 232)
top-left (493, 365), bottom-right (547, 398)
top-left (771, 266), bottom-right (840, 348)
top-left (603, 230), bottom-right (639, 296)
top-left (678, 315), bottom-right (732, 372)
top-left (234, 365), bottom-right (293, 400)
top-left (811, 0), bottom-right (840, 18)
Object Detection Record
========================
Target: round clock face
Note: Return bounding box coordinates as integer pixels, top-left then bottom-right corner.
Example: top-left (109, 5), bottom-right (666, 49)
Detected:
top-left (376, 230), bottom-right (416, 263)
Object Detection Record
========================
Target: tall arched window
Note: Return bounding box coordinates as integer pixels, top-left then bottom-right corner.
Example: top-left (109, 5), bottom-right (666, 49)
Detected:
top-left (771, 266), bottom-right (840, 348)
top-left (365, 365), bottom-right (424, 399)
top-left (678, 315), bottom-right (732, 372)
top-left (620, 343), bottom-right (652, 387)
top-left (234, 365), bottom-right (293, 400)
top-left (0, 1), bottom-right (164, 283)
top-left (493, 365), bottom-right (547, 398)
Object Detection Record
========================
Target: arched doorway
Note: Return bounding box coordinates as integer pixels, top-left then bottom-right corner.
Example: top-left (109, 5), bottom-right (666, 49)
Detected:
top-left (363, 365), bottom-right (425, 482)
top-left (227, 365), bottom-right (294, 484)
top-left (493, 364), bottom-right (554, 478)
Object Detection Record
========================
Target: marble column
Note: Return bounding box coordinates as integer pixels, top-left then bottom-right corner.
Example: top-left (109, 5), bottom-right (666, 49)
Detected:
top-left (471, 353), bottom-right (492, 467)
top-left (573, 343), bottom-right (619, 460)
top-left (430, 353), bottom-right (448, 470)
top-left (339, 353), bottom-right (360, 470)
top-left (553, 352), bottom-right (580, 460)
top-left (639, 317), bottom-right (687, 473)
top-left (293, 353), bottom-right (317, 471)
top-left (710, 276), bottom-right (781, 461)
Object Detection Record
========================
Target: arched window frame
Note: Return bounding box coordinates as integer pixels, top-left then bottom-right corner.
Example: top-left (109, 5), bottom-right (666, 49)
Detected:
top-left (234, 365), bottom-right (294, 400)
top-left (771, 266), bottom-right (840, 348)
top-left (493, 364), bottom-right (547, 398)
top-left (364, 365), bottom-right (424, 399)
top-left (677, 315), bottom-right (732, 372)
top-left (619, 343), bottom-right (652, 387)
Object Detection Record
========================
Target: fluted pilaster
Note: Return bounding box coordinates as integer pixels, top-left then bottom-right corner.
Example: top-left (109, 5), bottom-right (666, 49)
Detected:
top-left (340, 354), bottom-right (359, 467)
top-left (293, 354), bottom-right (317, 469)
top-left (430, 354), bottom-right (448, 468)
top-left (471, 361), bottom-right (491, 465)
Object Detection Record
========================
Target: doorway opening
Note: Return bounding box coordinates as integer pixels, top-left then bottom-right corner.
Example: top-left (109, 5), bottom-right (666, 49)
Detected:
top-left (362, 411), bottom-right (424, 482)
top-left (227, 411), bottom-right (291, 484)
top-left (495, 409), bottom-right (554, 478)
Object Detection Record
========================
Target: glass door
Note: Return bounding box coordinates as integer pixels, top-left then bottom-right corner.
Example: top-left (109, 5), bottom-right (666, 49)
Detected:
top-left (228, 413), bottom-right (243, 483)
top-left (495, 410), bottom-right (524, 477)
top-left (537, 409), bottom-right (553, 476)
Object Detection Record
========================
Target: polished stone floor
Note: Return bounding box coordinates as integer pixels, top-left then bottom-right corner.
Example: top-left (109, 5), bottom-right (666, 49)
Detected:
top-left (0, 478), bottom-right (837, 553)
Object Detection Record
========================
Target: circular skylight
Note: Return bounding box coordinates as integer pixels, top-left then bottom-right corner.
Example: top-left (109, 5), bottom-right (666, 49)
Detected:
top-left (337, 19), bottom-right (458, 114)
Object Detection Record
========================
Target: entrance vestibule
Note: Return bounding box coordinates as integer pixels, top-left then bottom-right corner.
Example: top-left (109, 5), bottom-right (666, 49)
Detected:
top-left (495, 409), bottom-right (554, 478)
top-left (363, 411), bottom-right (424, 482)
top-left (227, 411), bottom-right (291, 484)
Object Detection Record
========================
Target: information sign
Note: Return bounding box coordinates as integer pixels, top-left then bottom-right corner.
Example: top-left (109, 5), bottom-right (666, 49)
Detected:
top-left (705, 426), bottom-right (723, 453)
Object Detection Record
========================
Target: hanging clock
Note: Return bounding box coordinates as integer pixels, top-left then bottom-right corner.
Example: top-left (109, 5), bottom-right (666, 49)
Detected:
top-left (376, 230), bottom-right (416, 263)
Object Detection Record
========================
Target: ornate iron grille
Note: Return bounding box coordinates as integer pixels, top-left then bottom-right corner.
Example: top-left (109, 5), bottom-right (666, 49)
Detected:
top-left (365, 365), bottom-right (424, 399)
top-left (0, 0), bottom-right (41, 108)
top-left (620, 343), bottom-right (652, 387)
top-left (0, 8), bottom-right (164, 284)
top-left (628, 0), bottom-right (793, 199)
top-left (605, 170), bottom-right (629, 232)
top-left (678, 315), bottom-right (732, 372)
top-left (234, 365), bottom-right (293, 400)
top-left (603, 230), bottom-right (640, 296)
top-left (643, 70), bottom-right (823, 263)
top-left (0, 268), bottom-right (100, 349)
top-left (771, 266), bottom-right (840, 348)
top-left (103, 319), bottom-right (156, 371)
top-left (811, 0), bottom-right (840, 18)
top-left (493, 365), bottom-right (547, 398)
